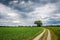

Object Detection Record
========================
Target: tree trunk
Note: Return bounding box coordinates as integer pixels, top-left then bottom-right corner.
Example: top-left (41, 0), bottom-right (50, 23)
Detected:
top-left (37, 24), bottom-right (41, 27)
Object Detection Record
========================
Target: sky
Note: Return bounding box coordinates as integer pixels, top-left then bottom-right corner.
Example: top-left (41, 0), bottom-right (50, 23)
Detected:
top-left (0, 0), bottom-right (60, 26)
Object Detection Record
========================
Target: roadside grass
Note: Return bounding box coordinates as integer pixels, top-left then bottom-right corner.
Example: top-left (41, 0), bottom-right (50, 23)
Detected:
top-left (0, 27), bottom-right (43, 40)
top-left (45, 27), bottom-right (60, 40)
top-left (49, 29), bottom-right (57, 40)
top-left (39, 29), bottom-right (48, 40)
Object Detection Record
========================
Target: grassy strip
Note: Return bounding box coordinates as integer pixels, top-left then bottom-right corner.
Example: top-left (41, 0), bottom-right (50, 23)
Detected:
top-left (45, 27), bottom-right (58, 40)
top-left (39, 29), bottom-right (48, 40)
top-left (49, 29), bottom-right (57, 40)
top-left (29, 27), bottom-right (44, 40)
top-left (0, 27), bottom-right (43, 40)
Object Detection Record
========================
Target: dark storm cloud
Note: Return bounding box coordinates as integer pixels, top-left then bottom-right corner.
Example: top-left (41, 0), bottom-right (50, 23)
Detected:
top-left (8, 0), bottom-right (60, 13)
top-left (0, 0), bottom-right (60, 26)
top-left (0, 0), bottom-right (60, 13)
top-left (0, 13), bottom-right (9, 19)
top-left (47, 18), bottom-right (60, 24)
top-left (0, 0), bottom-right (13, 5)
top-left (0, 0), bottom-right (60, 5)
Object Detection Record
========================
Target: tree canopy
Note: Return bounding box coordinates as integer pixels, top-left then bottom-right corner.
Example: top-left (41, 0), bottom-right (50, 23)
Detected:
top-left (34, 20), bottom-right (42, 27)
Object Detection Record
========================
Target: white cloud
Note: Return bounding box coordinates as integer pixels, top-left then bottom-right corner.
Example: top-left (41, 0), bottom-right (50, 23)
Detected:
top-left (0, 19), bottom-right (9, 22)
top-left (0, 4), bottom-right (19, 17)
top-left (17, 3), bottom-right (57, 25)
top-left (0, 4), bottom-right (33, 26)
top-left (0, 1), bottom-right (60, 26)
top-left (55, 13), bottom-right (60, 17)
top-left (12, 20), bottom-right (20, 23)
top-left (53, 13), bottom-right (60, 19)
top-left (7, 13), bottom-right (18, 17)
top-left (28, 4), bottom-right (56, 21)
top-left (0, 4), bottom-right (21, 24)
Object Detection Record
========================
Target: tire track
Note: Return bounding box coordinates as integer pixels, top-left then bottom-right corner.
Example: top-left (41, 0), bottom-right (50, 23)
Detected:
top-left (47, 29), bottom-right (51, 40)
top-left (33, 29), bottom-right (51, 40)
top-left (33, 29), bottom-right (46, 40)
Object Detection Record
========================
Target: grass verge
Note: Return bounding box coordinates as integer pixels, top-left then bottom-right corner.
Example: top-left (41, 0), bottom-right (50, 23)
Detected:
top-left (0, 27), bottom-right (43, 40)
top-left (39, 29), bottom-right (48, 40)
top-left (45, 27), bottom-right (59, 40)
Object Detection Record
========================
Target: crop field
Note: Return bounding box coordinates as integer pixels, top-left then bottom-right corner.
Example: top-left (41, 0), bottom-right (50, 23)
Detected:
top-left (0, 27), bottom-right (43, 40)
top-left (46, 27), bottom-right (60, 40)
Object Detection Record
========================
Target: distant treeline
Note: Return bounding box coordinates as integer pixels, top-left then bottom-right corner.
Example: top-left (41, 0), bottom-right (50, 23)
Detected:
top-left (0, 25), bottom-right (60, 27)
top-left (43, 25), bottom-right (60, 27)
top-left (0, 26), bottom-right (37, 27)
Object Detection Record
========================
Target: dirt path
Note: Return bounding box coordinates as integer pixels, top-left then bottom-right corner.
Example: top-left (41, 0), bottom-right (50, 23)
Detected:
top-left (33, 29), bottom-right (46, 40)
top-left (47, 29), bottom-right (51, 40)
top-left (33, 29), bottom-right (51, 40)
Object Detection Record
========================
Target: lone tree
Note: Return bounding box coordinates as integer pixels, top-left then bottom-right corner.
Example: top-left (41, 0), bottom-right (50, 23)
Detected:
top-left (34, 20), bottom-right (42, 27)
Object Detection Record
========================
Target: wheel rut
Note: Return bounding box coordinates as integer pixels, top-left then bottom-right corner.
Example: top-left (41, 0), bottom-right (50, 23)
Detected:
top-left (33, 29), bottom-right (51, 40)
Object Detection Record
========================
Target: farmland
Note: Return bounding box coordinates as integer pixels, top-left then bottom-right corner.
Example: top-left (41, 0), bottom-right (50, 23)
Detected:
top-left (45, 27), bottom-right (60, 40)
top-left (0, 27), bottom-right (43, 40)
top-left (0, 26), bottom-right (60, 40)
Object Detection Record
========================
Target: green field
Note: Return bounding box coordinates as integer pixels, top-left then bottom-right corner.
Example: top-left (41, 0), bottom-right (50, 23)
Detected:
top-left (0, 27), bottom-right (43, 40)
top-left (46, 27), bottom-right (60, 40)
top-left (0, 26), bottom-right (60, 40)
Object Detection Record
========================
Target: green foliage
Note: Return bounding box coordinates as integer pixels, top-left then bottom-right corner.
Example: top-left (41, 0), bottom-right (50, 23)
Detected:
top-left (0, 27), bottom-right (43, 40)
top-left (46, 27), bottom-right (60, 40)
top-left (34, 20), bottom-right (42, 27)
top-left (44, 25), bottom-right (60, 27)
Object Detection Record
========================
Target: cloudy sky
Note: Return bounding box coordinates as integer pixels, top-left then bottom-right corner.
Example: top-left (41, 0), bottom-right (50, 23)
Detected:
top-left (0, 0), bottom-right (60, 26)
